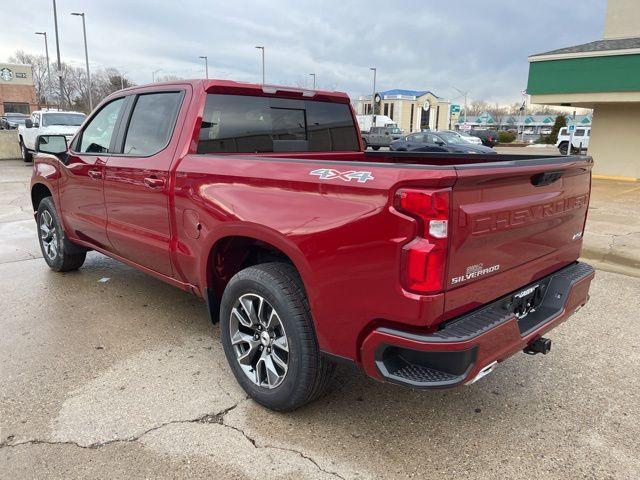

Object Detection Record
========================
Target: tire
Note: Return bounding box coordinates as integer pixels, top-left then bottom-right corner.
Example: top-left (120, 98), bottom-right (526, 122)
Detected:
top-left (220, 262), bottom-right (335, 411)
top-left (36, 197), bottom-right (86, 272)
top-left (362, 138), bottom-right (368, 149)
top-left (20, 139), bottom-right (32, 162)
top-left (372, 146), bottom-right (380, 151)
top-left (558, 142), bottom-right (568, 155)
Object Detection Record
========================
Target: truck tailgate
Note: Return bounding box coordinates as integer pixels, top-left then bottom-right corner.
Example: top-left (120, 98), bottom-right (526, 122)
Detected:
top-left (447, 157), bottom-right (592, 290)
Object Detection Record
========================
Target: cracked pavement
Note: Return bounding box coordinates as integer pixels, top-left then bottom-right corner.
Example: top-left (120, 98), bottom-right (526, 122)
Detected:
top-left (1, 159), bottom-right (639, 479)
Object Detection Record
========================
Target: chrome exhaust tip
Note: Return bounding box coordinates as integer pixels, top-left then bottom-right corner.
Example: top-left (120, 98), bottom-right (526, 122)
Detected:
top-left (465, 361), bottom-right (498, 385)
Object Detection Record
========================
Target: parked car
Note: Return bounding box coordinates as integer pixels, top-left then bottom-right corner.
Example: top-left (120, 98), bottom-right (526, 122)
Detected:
top-left (18, 109), bottom-right (86, 162)
top-left (0, 113), bottom-right (29, 130)
top-left (361, 125), bottom-right (403, 150)
top-left (469, 129), bottom-right (500, 147)
top-left (390, 131), bottom-right (497, 154)
top-left (30, 79), bottom-right (594, 411)
top-left (441, 129), bottom-right (482, 145)
top-left (556, 126), bottom-right (590, 154)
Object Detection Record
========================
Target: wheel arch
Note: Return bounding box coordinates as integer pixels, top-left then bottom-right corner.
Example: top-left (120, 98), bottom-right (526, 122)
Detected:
top-left (201, 229), bottom-right (315, 326)
top-left (31, 183), bottom-right (53, 212)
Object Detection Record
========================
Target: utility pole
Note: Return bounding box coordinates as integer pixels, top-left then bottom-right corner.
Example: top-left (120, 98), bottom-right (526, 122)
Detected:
top-left (71, 12), bottom-right (92, 111)
top-left (309, 73), bottom-right (316, 89)
top-left (52, 0), bottom-right (64, 109)
top-left (199, 56), bottom-right (209, 79)
top-left (119, 71), bottom-right (128, 90)
top-left (255, 46), bottom-right (265, 84)
top-left (452, 87), bottom-right (468, 128)
top-left (35, 32), bottom-right (52, 107)
top-left (152, 69), bottom-right (162, 82)
top-left (370, 67), bottom-right (376, 117)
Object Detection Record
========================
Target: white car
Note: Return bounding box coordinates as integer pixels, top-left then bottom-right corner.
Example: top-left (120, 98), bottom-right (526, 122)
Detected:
top-left (556, 126), bottom-right (590, 155)
top-left (18, 109), bottom-right (86, 162)
top-left (443, 130), bottom-right (483, 145)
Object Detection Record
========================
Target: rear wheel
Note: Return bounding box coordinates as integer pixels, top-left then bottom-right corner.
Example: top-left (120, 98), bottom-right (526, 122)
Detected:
top-left (220, 262), bottom-right (335, 411)
top-left (20, 139), bottom-right (32, 162)
top-left (372, 146), bottom-right (380, 151)
top-left (36, 197), bottom-right (86, 271)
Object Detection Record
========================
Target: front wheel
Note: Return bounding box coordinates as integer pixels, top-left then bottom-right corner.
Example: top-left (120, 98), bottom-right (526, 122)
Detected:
top-left (372, 146), bottom-right (380, 151)
top-left (558, 142), bottom-right (569, 155)
top-left (36, 197), bottom-right (86, 271)
top-left (220, 262), bottom-right (335, 411)
top-left (20, 140), bottom-right (33, 162)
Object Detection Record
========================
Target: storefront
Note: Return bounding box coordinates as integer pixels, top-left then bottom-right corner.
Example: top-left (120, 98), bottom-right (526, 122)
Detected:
top-left (527, 0), bottom-right (640, 180)
top-left (354, 89), bottom-right (450, 133)
top-left (0, 63), bottom-right (37, 116)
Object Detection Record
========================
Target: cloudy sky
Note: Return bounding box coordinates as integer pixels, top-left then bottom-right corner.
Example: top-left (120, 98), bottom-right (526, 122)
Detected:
top-left (1, 0), bottom-right (606, 104)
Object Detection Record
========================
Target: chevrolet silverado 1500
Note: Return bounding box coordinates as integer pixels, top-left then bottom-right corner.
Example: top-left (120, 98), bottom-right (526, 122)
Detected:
top-left (30, 80), bottom-right (594, 411)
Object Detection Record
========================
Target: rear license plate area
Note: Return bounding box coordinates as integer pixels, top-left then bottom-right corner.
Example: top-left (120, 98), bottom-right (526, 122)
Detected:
top-left (503, 279), bottom-right (551, 334)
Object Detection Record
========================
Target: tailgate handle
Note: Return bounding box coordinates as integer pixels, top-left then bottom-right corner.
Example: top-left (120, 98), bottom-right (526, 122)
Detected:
top-left (531, 171), bottom-right (564, 187)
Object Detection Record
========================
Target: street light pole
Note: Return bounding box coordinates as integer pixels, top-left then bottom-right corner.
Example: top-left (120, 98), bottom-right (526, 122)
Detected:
top-left (452, 87), bottom-right (468, 127)
top-left (199, 56), bottom-right (209, 79)
top-left (71, 12), bottom-right (92, 111)
top-left (52, 0), bottom-right (64, 109)
top-left (255, 46), bottom-right (265, 84)
top-left (152, 69), bottom-right (162, 82)
top-left (309, 73), bottom-right (316, 89)
top-left (35, 32), bottom-right (52, 107)
top-left (369, 67), bottom-right (376, 117)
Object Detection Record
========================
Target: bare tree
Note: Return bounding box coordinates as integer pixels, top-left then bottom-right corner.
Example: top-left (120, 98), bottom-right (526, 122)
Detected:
top-left (487, 103), bottom-right (508, 129)
top-left (10, 49), bottom-right (134, 113)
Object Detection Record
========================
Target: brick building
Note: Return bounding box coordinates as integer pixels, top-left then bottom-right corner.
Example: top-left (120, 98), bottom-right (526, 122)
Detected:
top-left (0, 63), bottom-right (38, 116)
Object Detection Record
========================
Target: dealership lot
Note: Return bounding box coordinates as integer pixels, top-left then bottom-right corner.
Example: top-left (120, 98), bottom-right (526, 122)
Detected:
top-left (1, 159), bottom-right (639, 479)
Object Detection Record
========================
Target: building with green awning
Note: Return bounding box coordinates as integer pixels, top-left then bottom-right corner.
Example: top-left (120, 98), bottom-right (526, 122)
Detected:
top-left (526, 0), bottom-right (640, 180)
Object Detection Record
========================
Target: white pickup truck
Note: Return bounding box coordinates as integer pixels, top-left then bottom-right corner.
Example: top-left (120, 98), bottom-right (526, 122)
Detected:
top-left (18, 109), bottom-right (86, 162)
top-left (556, 126), bottom-right (590, 155)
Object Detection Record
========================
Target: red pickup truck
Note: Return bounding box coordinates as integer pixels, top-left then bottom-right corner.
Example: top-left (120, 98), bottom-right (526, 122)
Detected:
top-left (30, 80), bottom-right (594, 411)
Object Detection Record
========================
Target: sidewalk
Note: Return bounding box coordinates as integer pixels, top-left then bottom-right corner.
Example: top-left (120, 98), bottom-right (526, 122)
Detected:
top-left (581, 178), bottom-right (640, 277)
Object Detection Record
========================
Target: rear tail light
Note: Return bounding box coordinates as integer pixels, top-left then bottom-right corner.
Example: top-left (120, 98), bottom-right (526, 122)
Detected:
top-left (395, 188), bottom-right (450, 293)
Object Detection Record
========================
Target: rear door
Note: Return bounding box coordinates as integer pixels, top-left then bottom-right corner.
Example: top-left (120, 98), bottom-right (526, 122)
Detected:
top-left (103, 89), bottom-right (187, 277)
top-left (446, 157), bottom-right (592, 290)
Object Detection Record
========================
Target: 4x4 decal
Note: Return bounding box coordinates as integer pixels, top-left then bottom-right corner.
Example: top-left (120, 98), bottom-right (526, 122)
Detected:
top-left (309, 168), bottom-right (374, 183)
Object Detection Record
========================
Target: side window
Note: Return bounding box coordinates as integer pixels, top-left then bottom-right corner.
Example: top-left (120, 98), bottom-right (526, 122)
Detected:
top-left (79, 97), bottom-right (125, 153)
top-left (559, 128), bottom-right (567, 136)
top-left (575, 129), bottom-right (585, 137)
top-left (123, 92), bottom-right (183, 156)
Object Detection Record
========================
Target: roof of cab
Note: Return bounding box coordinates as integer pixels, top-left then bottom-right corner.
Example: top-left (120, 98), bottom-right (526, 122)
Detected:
top-left (121, 79), bottom-right (351, 103)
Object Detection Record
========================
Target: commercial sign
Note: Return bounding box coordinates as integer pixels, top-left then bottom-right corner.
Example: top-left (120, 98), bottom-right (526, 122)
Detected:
top-left (0, 64), bottom-right (34, 85)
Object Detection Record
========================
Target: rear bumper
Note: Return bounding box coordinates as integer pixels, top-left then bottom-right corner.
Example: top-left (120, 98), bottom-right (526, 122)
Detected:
top-left (360, 262), bottom-right (594, 388)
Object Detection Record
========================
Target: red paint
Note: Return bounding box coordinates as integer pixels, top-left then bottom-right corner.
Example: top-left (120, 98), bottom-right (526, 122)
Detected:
top-left (30, 79), bottom-right (595, 386)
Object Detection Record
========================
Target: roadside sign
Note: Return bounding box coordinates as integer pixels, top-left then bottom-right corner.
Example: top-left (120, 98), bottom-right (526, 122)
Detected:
top-left (450, 104), bottom-right (461, 114)
top-left (568, 124), bottom-right (575, 133)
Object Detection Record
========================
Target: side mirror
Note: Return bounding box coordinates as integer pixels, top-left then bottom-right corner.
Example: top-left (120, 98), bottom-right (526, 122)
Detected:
top-left (25, 119), bottom-right (33, 128)
top-left (36, 135), bottom-right (68, 156)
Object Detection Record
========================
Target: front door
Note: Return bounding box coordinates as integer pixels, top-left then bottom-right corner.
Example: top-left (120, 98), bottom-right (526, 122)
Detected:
top-left (59, 97), bottom-right (126, 250)
top-left (103, 90), bottom-right (185, 277)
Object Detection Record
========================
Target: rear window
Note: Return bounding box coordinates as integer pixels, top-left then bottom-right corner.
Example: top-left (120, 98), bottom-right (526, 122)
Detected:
top-left (197, 94), bottom-right (359, 153)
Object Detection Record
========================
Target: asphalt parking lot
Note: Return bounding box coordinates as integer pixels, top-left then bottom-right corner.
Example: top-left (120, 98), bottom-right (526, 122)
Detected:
top-left (1, 159), bottom-right (639, 479)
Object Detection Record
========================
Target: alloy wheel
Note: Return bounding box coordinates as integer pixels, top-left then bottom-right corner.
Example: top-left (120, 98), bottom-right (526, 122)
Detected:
top-left (229, 293), bottom-right (289, 389)
top-left (39, 210), bottom-right (58, 261)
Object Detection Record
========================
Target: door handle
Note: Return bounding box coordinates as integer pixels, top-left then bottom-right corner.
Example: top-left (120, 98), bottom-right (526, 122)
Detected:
top-left (143, 176), bottom-right (165, 189)
top-left (88, 169), bottom-right (102, 180)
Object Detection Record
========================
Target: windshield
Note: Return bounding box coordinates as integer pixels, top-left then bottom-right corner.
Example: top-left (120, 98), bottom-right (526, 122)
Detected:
top-left (42, 113), bottom-right (86, 127)
top-left (438, 132), bottom-right (467, 145)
